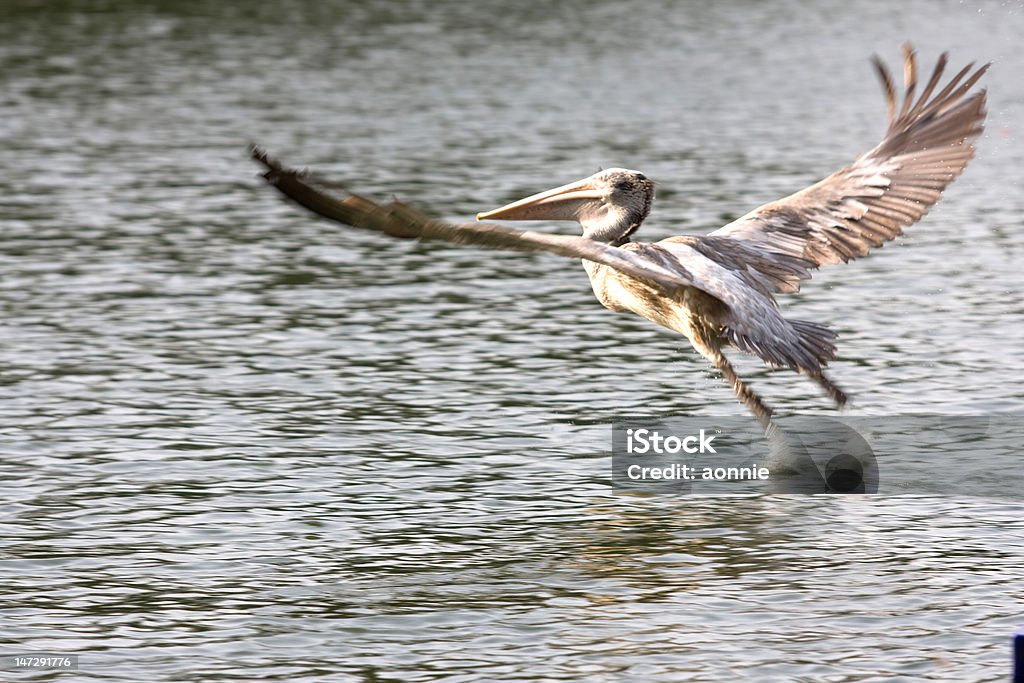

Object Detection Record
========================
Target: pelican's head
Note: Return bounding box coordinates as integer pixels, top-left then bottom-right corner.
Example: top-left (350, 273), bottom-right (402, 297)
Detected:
top-left (476, 168), bottom-right (654, 244)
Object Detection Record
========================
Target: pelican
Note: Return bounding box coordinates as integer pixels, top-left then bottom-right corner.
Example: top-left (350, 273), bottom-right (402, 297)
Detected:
top-left (252, 45), bottom-right (987, 431)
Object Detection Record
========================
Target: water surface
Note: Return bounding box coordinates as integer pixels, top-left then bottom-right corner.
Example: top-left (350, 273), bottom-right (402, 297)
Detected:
top-left (2, 0), bottom-right (1023, 680)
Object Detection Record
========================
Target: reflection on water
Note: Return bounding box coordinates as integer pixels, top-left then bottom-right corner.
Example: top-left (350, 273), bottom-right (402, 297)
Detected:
top-left (1, 0), bottom-right (1023, 680)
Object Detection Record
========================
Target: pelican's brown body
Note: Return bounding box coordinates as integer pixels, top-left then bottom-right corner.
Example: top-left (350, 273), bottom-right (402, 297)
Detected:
top-left (580, 237), bottom-right (845, 425)
top-left (253, 44), bottom-right (988, 430)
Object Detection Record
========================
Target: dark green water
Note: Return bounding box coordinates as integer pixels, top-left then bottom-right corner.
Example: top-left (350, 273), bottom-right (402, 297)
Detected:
top-left (2, 0), bottom-right (1023, 680)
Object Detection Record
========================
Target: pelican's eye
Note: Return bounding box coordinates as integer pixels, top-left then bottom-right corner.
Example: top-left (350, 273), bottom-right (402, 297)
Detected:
top-left (613, 180), bottom-right (633, 192)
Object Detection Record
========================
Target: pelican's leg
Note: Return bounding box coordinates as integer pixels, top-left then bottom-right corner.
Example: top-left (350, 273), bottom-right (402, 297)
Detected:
top-left (805, 370), bottom-right (849, 407)
top-left (689, 332), bottom-right (776, 433)
top-left (713, 351), bottom-right (777, 434)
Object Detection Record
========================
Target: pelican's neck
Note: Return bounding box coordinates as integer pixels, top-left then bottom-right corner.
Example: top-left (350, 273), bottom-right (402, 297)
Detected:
top-left (581, 211), bottom-right (639, 246)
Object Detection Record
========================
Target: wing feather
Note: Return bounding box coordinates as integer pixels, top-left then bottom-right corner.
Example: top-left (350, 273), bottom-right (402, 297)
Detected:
top-left (711, 43), bottom-right (988, 293)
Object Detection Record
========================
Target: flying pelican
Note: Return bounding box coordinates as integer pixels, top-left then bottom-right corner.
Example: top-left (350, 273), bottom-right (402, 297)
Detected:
top-left (251, 45), bottom-right (987, 431)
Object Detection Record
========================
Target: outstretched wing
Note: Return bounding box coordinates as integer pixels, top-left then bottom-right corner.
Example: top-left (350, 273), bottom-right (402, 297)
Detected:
top-left (711, 43), bottom-right (988, 294)
top-left (250, 146), bottom-right (695, 298)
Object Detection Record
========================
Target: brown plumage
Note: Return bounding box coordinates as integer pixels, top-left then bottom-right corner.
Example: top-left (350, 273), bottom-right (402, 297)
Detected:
top-left (251, 44), bottom-right (987, 431)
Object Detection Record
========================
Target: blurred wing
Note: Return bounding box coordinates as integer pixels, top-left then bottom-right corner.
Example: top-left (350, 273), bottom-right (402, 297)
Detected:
top-left (250, 146), bottom-right (696, 298)
top-left (712, 44), bottom-right (988, 293)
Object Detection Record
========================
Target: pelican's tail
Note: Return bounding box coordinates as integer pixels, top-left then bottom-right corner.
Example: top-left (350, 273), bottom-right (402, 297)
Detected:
top-left (726, 318), bottom-right (837, 373)
top-left (789, 319), bottom-right (838, 369)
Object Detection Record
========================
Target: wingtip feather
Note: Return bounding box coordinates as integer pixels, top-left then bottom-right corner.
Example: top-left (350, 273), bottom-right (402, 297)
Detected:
top-left (871, 55), bottom-right (898, 125)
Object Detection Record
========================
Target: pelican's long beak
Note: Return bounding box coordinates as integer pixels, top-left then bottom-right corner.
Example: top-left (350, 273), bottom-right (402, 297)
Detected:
top-left (476, 177), bottom-right (603, 222)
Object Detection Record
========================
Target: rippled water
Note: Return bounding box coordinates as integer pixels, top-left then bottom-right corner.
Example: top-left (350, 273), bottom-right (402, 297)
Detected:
top-left (2, 0), bottom-right (1024, 680)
